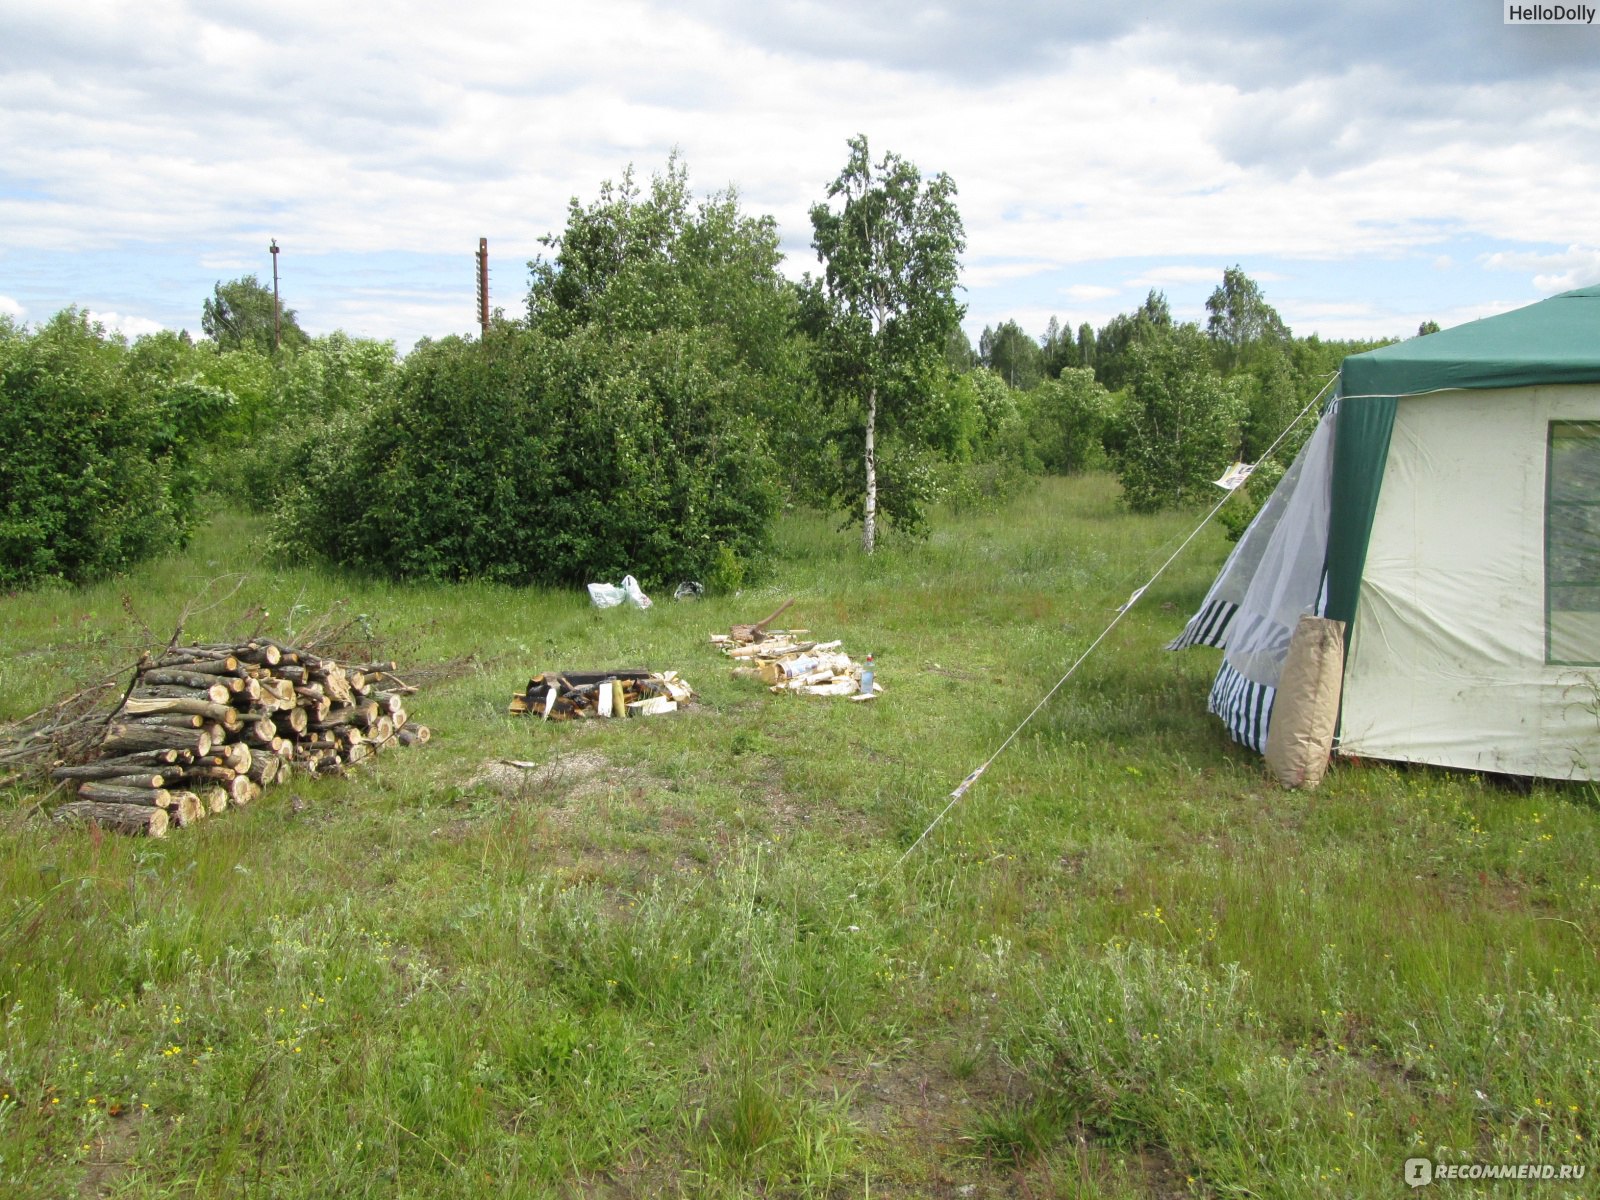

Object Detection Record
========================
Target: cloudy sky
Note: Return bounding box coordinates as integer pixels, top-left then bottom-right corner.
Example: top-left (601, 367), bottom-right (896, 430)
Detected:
top-left (2, 0), bottom-right (1597, 353)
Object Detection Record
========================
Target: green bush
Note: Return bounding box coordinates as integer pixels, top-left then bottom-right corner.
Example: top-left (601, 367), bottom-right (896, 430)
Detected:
top-left (1026, 367), bottom-right (1111, 475)
top-left (938, 368), bottom-right (1040, 513)
top-left (273, 324), bottom-right (779, 587)
top-left (225, 333), bottom-right (398, 511)
top-left (0, 311), bottom-right (211, 588)
top-left (1111, 325), bottom-right (1245, 513)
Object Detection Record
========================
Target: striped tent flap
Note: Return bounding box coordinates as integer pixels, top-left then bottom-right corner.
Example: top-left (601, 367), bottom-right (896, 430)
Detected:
top-left (1208, 658), bottom-right (1275, 754)
top-left (1167, 597), bottom-right (1239, 650)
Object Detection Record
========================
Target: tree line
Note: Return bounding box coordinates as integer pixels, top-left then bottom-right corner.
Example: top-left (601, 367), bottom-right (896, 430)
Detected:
top-left (969, 268), bottom-right (1395, 523)
top-left (2, 140), bottom-right (1406, 591)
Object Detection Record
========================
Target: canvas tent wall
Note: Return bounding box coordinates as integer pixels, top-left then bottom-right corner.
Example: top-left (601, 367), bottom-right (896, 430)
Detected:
top-left (1172, 285), bottom-right (1600, 780)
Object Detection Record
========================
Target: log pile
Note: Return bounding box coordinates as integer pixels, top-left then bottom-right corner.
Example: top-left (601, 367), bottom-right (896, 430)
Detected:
top-left (508, 669), bottom-right (694, 720)
top-left (50, 640), bottom-right (430, 837)
top-left (711, 631), bottom-right (881, 701)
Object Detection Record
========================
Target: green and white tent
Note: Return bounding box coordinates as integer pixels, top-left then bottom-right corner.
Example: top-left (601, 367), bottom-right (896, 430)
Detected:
top-left (1172, 285), bottom-right (1600, 780)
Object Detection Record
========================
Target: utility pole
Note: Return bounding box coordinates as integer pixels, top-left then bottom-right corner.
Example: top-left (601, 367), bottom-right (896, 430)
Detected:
top-left (475, 238), bottom-right (490, 337)
top-left (270, 238), bottom-right (281, 354)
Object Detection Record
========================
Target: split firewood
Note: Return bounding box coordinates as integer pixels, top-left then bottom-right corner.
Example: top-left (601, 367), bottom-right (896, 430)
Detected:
top-left (509, 670), bottom-right (690, 721)
top-left (712, 625), bottom-right (881, 703)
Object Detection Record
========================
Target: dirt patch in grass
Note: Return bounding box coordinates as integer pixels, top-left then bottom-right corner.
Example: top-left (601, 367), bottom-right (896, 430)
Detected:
top-left (79, 1107), bottom-right (145, 1198)
top-left (825, 1040), bottom-right (1201, 1199)
top-left (847, 1050), bottom-right (988, 1139)
top-left (467, 751), bottom-right (614, 795)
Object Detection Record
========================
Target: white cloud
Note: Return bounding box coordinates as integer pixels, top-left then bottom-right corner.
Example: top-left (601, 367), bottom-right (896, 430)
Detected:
top-left (1481, 245), bottom-right (1600, 274)
top-left (0, 2), bottom-right (1595, 344)
top-left (197, 255), bottom-right (260, 272)
top-left (1127, 266), bottom-right (1226, 289)
top-left (963, 261), bottom-right (1057, 288)
top-left (1277, 298), bottom-right (1520, 343)
top-left (1483, 245), bottom-right (1600, 295)
top-left (86, 310), bottom-right (166, 339)
top-left (1062, 284), bottom-right (1120, 301)
top-left (0, 294), bottom-right (23, 319)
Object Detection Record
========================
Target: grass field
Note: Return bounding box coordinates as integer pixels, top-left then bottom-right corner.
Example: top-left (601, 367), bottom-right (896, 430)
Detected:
top-left (2, 475), bottom-right (1597, 1198)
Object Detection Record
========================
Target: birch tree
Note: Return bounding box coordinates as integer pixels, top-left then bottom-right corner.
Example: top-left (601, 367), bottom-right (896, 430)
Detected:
top-left (809, 135), bottom-right (964, 553)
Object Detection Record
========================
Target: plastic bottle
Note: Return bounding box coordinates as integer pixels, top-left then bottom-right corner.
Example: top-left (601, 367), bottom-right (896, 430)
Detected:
top-left (859, 653), bottom-right (875, 695)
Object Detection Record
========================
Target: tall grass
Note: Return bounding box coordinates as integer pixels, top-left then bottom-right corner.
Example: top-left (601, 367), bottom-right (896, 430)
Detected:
top-left (2, 477), bottom-right (1596, 1197)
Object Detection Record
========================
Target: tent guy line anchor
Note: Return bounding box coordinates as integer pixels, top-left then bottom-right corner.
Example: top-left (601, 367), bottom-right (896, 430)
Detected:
top-left (881, 376), bottom-right (1337, 885)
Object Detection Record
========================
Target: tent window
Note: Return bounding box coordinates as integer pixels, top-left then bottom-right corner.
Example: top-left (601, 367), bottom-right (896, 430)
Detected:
top-left (1547, 421), bottom-right (1600, 664)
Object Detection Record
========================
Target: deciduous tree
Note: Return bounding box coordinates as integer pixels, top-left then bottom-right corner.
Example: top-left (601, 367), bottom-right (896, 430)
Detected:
top-left (1113, 324), bottom-right (1244, 512)
top-left (808, 134), bottom-right (965, 552)
top-left (979, 319), bottom-right (1044, 390)
top-left (1205, 265), bottom-right (1288, 372)
top-left (202, 275), bottom-right (306, 355)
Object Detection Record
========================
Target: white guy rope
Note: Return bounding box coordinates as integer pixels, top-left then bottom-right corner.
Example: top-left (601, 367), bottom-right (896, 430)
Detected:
top-left (882, 374), bottom-right (1339, 882)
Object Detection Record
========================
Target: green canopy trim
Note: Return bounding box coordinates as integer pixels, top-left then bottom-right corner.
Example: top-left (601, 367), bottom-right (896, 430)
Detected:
top-left (1329, 286), bottom-right (1600, 633)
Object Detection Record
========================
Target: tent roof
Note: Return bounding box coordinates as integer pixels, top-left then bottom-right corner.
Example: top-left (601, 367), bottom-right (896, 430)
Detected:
top-left (1341, 285), bottom-right (1600, 400)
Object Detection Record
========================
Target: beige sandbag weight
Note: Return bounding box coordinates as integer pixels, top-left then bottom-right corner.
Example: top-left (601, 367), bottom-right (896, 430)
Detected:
top-left (1263, 614), bottom-right (1346, 789)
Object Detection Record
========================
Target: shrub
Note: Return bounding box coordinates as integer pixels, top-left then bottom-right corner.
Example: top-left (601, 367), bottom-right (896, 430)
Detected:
top-left (1111, 326), bottom-right (1244, 513)
top-left (1026, 367), bottom-right (1111, 475)
top-left (939, 368), bottom-right (1040, 513)
top-left (226, 333), bottom-right (398, 511)
top-left (274, 325), bottom-right (779, 587)
top-left (0, 311), bottom-right (203, 588)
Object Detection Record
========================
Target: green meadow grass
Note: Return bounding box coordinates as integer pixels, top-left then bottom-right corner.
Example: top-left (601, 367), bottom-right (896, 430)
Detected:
top-left (1, 475), bottom-right (1597, 1198)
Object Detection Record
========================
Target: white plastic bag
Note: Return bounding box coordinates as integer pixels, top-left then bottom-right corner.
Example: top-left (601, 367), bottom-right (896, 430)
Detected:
top-left (587, 575), bottom-right (652, 609)
top-left (621, 575), bottom-right (653, 609)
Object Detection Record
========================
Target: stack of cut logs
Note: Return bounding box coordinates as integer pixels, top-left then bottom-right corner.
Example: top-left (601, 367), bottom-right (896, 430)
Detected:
top-left (51, 640), bottom-right (429, 837)
top-left (508, 669), bottom-right (694, 720)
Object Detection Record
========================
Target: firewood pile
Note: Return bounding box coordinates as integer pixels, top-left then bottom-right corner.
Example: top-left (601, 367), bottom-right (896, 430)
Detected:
top-left (508, 669), bottom-right (694, 720)
top-left (50, 640), bottom-right (429, 837)
top-left (711, 608), bottom-right (881, 701)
